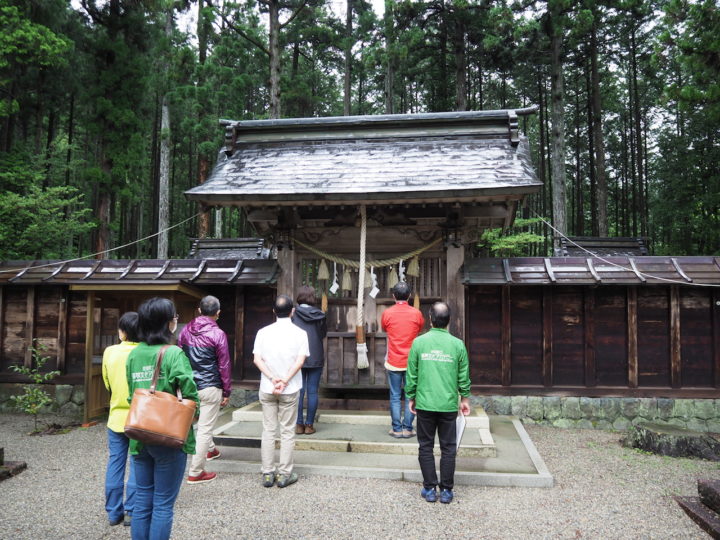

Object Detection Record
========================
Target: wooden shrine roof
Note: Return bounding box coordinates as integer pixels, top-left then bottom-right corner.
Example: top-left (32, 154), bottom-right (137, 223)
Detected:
top-left (463, 257), bottom-right (720, 285)
top-left (0, 258), bottom-right (279, 286)
top-left (188, 238), bottom-right (271, 260)
top-left (556, 237), bottom-right (649, 257)
top-left (185, 109), bottom-right (543, 207)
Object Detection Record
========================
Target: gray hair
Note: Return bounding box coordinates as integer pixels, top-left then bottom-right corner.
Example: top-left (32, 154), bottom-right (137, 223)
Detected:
top-left (199, 295), bottom-right (221, 316)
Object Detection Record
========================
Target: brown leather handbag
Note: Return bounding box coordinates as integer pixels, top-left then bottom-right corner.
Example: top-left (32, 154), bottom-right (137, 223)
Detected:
top-left (124, 345), bottom-right (197, 449)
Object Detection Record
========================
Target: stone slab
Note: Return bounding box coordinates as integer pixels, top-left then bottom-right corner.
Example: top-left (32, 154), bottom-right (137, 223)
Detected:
top-left (209, 415), bottom-right (552, 488)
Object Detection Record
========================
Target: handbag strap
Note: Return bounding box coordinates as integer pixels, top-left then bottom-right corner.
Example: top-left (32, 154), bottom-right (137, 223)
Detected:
top-left (149, 344), bottom-right (185, 402)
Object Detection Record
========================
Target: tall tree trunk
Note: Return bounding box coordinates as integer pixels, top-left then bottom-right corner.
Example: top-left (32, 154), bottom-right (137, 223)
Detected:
top-left (586, 58), bottom-right (596, 236)
top-left (197, 0), bottom-right (210, 239)
top-left (574, 81), bottom-right (583, 235)
top-left (95, 155), bottom-right (112, 258)
top-left (64, 93), bottom-right (74, 188)
top-left (157, 10), bottom-right (173, 259)
top-left (631, 25), bottom-right (646, 238)
top-left (383, 1), bottom-right (395, 114)
top-left (590, 15), bottom-right (608, 236)
top-left (344, 0), bottom-right (353, 116)
top-left (549, 6), bottom-right (567, 252)
top-left (268, 0), bottom-right (281, 119)
top-left (454, 15), bottom-right (467, 111)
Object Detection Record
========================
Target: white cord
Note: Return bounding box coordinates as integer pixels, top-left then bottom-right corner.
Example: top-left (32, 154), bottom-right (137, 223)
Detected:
top-left (530, 210), bottom-right (720, 288)
top-left (0, 212), bottom-right (202, 275)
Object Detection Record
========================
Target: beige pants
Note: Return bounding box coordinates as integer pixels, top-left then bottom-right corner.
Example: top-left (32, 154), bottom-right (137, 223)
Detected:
top-left (189, 386), bottom-right (223, 477)
top-left (259, 390), bottom-right (299, 476)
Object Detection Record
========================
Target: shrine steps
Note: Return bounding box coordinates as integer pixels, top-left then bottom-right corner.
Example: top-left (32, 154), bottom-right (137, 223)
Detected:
top-left (676, 479), bottom-right (720, 539)
top-left (208, 406), bottom-right (554, 487)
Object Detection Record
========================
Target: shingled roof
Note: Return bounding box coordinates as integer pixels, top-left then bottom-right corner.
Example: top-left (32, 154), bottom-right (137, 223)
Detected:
top-left (185, 109), bottom-right (543, 207)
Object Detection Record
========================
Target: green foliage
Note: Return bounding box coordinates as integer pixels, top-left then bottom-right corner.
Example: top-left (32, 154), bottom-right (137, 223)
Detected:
top-left (477, 218), bottom-right (547, 257)
top-left (9, 342), bottom-right (61, 431)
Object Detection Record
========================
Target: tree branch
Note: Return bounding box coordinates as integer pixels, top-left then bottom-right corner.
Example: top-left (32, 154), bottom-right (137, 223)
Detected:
top-left (279, 0), bottom-right (308, 29)
top-left (207, 1), bottom-right (270, 56)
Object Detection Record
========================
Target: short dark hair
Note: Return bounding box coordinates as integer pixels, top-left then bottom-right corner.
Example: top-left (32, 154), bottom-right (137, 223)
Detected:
top-left (430, 302), bottom-right (450, 329)
top-left (296, 285), bottom-right (316, 306)
top-left (118, 311), bottom-right (140, 343)
top-left (274, 294), bottom-right (294, 318)
top-left (199, 295), bottom-right (221, 316)
top-left (391, 281), bottom-right (411, 301)
top-left (137, 297), bottom-right (176, 345)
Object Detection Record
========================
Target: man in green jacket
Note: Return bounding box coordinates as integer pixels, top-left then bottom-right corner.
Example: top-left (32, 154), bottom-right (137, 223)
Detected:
top-left (406, 301), bottom-right (471, 504)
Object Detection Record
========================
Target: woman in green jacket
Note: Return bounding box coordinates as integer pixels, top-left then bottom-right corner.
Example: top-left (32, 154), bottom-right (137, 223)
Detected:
top-left (126, 298), bottom-right (198, 540)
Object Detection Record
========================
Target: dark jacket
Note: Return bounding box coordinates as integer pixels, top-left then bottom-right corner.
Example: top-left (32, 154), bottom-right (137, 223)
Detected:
top-left (177, 316), bottom-right (232, 397)
top-left (292, 304), bottom-right (327, 369)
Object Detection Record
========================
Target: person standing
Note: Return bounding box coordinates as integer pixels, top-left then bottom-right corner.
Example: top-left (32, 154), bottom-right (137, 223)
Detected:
top-left (292, 285), bottom-right (327, 435)
top-left (253, 295), bottom-right (309, 488)
top-left (126, 298), bottom-right (199, 540)
top-left (406, 302), bottom-right (471, 505)
top-left (102, 311), bottom-right (140, 527)
top-left (177, 295), bottom-right (232, 485)
top-left (381, 281), bottom-right (424, 438)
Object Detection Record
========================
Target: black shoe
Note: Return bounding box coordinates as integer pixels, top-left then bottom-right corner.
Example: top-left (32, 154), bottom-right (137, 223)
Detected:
top-left (108, 516), bottom-right (123, 527)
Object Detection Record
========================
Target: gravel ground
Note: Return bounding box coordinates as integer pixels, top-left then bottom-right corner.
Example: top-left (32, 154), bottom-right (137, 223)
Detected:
top-left (1, 412), bottom-right (718, 539)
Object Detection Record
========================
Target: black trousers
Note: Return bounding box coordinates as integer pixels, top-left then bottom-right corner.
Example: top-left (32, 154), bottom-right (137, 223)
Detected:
top-left (416, 409), bottom-right (457, 491)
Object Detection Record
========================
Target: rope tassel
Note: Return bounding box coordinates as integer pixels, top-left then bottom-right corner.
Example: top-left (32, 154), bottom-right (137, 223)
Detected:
top-left (317, 259), bottom-right (329, 280)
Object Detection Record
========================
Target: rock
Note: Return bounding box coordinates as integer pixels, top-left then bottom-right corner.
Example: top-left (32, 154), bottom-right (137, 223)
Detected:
top-left (579, 397), bottom-right (599, 418)
top-left (656, 398), bottom-right (673, 419)
top-left (575, 419), bottom-right (594, 429)
top-left (526, 396), bottom-right (544, 421)
top-left (698, 478), bottom-right (720, 515)
top-left (675, 496), bottom-right (720, 539)
top-left (598, 398), bottom-right (620, 420)
top-left (621, 422), bottom-right (720, 461)
top-left (70, 386), bottom-right (85, 406)
top-left (492, 396), bottom-right (512, 415)
top-left (612, 418), bottom-right (631, 432)
top-left (620, 398), bottom-right (640, 418)
top-left (562, 397), bottom-right (582, 419)
top-left (707, 420), bottom-right (720, 434)
top-left (60, 401), bottom-right (82, 419)
top-left (543, 397), bottom-right (562, 421)
top-left (0, 447), bottom-right (3, 465)
top-left (671, 399), bottom-right (695, 419)
top-left (694, 400), bottom-right (716, 421)
top-left (552, 418), bottom-right (575, 429)
top-left (687, 418), bottom-right (708, 433)
top-left (594, 419), bottom-right (613, 430)
top-left (511, 396), bottom-right (527, 417)
top-left (54, 385), bottom-right (74, 407)
top-left (637, 398), bottom-right (658, 420)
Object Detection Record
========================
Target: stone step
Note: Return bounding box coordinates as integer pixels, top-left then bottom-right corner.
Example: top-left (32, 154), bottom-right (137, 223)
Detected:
top-left (219, 404), bottom-right (495, 458)
top-left (699, 479), bottom-right (720, 516)
top-left (676, 496), bottom-right (720, 539)
top-left (232, 401), bottom-right (490, 430)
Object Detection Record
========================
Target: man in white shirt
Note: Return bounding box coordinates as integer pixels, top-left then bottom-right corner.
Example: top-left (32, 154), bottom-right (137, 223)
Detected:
top-left (253, 294), bottom-right (309, 488)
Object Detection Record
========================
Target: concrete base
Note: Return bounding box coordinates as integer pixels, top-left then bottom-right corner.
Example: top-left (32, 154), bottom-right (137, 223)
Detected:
top-left (212, 407), bottom-right (553, 488)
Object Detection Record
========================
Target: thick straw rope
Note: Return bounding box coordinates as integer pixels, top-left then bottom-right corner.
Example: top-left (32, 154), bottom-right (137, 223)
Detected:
top-left (293, 236), bottom-right (442, 269)
top-left (356, 205), bottom-right (369, 369)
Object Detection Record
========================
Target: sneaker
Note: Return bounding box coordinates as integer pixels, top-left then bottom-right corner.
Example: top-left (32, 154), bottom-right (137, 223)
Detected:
top-left (108, 516), bottom-right (123, 527)
top-left (123, 514), bottom-right (131, 527)
top-left (206, 448), bottom-right (221, 461)
top-left (186, 471), bottom-right (217, 485)
top-left (402, 429), bottom-right (416, 438)
top-left (439, 489), bottom-right (454, 504)
top-left (262, 472), bottom-right (276, 487)
top-left (421, 487), bottom-right (437, 503)
top-left (276, 472), bottom-right (298, 488)
top-left (295, 424), bottom-right (305, 435)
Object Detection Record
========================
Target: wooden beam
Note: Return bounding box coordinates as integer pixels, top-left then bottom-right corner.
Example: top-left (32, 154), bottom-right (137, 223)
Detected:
top-left (544, 258), bottom-right (557, 282)
top-left (670, 286), bottom-right (682, 388)
top-left (584, 288), bottom-right (596, 387)
top-left (69, 283), bottom-right (206, 299)
top-left (628, 286), bottom-right (638, 388)
top-left (83, 291), bottom-right (95, 424)
top-left (235, 286), bottom-right (245, 380)
top-left (276, 247), bottom-right (297, 298)
top-left (57, 287), bottom-right (68, 372)
top-left (501, 286), bottom-right (511, 386)
top-left (713, 289), bottom-right (720, 389)
top-left (24, 286), bottom-right (36, 367)
top-left (542, 287), bottom-right (553, 387)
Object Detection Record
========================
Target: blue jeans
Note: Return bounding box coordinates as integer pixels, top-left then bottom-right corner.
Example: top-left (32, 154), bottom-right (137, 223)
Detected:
top-left (131, 445), bottom-right (187, 540)
top-left (387, 370), bottom-right (414, 432)
top-left (106, 429), bottom-right (136, 522)
top-left (297, 367), bottom-right (323, 425)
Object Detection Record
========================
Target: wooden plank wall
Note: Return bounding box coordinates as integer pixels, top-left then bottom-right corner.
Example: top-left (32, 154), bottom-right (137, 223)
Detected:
top-left (468, 284), bottom-right (719, 397)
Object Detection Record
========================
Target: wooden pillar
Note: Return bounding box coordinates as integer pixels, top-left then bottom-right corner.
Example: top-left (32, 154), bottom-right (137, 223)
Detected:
top-left (57, 288), bottom-right (68, 372)
top-left (234, 286), bottom-right (245, 379)
top-left (83, 292), bottom-right (95, 424)
top-left (627, 286), bottom-right (638, 388)
top-left (446, 245), bottom-right (465, 341)
top-left (542, 287), bottom-right (553, 387)
top-left (584, 287), bottom-right (596, 387)
top-left (24, 286), bottom-right (36, 367)
top-left (277, 247), bottom-right (297, 299)
top-left (501, 285), bottom-right (511, 386)
top-left (0, 287), bottom-right (5, 365)
top-left (670, 285), bottom-right (681, 388)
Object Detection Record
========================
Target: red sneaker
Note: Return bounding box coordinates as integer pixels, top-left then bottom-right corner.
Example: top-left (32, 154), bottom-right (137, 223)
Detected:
top-left (206, 448), bottom-right (221, 461)
top-left (187, 471), bottom-right (217, 485)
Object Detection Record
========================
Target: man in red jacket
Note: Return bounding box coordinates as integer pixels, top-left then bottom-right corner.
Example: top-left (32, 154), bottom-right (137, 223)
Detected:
top-left (178, 295), bottom-right (231, 484)
top-left (381, 281), bottom-right (425, 438)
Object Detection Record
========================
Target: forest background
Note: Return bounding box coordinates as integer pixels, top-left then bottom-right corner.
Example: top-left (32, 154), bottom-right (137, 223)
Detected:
top-left (0, 0), bottom-right (718, 261)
